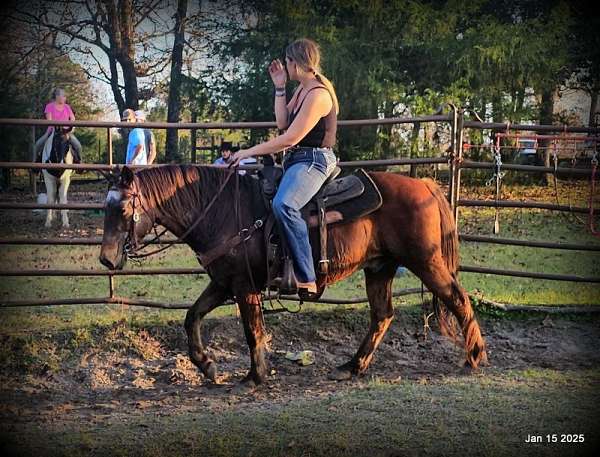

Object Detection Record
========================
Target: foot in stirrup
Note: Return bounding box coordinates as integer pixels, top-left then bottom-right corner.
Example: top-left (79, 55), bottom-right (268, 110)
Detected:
top-left (296, 281), bottom-right (317, 294)
top-left (297, 281), bottom-right (322, 301)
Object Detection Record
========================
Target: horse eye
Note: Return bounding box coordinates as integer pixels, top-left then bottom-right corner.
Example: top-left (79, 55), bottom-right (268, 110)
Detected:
top-left (120, 199), bottom-right (132, 213)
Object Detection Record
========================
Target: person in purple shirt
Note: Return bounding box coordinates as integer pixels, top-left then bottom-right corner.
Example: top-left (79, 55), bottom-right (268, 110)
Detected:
top-left (34, 88), bottom-right (82, 162)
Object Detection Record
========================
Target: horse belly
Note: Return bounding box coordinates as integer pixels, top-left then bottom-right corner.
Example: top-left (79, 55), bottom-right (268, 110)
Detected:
top-left (320, 218), bottom-right (378, 284)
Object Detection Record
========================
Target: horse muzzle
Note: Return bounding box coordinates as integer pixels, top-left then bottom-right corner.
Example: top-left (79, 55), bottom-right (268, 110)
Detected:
top-left (99, 241), bottom-right (127, 270)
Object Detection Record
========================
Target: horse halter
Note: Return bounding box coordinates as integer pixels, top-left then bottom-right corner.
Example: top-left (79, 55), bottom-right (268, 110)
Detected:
top-left (118, 184), bottom-right (152, 257)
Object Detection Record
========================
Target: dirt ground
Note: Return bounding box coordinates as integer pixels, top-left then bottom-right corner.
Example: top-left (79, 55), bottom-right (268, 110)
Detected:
top-left (1, 179), bottom-right (598, 456)
top-left (0, 307), bottom-right (599, 456)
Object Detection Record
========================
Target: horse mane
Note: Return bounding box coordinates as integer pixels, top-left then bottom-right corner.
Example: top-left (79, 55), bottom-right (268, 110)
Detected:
top-left (134, 165), bottom-right (253, 225)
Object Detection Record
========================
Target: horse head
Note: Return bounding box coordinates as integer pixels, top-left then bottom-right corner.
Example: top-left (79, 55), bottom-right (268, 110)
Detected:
top-left (99, 166), bottom-right (156, 270)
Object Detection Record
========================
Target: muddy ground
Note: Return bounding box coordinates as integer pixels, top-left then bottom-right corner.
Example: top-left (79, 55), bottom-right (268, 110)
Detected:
top-left (0, 307), bottom-right (599, 456)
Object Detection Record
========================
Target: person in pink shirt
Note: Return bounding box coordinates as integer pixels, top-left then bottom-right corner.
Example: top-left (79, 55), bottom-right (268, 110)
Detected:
top-left (35, 88), bottom-right (82, 162)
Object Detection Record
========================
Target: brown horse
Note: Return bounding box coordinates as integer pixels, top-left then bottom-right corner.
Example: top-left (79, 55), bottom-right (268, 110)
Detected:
top-left (99, 165), bottom-right (487, 387)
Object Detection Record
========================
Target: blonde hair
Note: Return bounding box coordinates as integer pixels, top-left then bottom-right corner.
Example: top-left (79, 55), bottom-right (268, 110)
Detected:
top-left (286, 38), bottom-right (339, 115)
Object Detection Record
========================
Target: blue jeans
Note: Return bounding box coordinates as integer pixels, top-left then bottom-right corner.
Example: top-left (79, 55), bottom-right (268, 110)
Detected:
top-left (272, 147), bottom-right (337, 283)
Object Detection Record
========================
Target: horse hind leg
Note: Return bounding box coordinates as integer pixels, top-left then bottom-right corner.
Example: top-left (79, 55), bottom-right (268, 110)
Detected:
top-left (414, 257), bottom-right (487, 369)
top-left (329, 262), bottom-right (397, 381)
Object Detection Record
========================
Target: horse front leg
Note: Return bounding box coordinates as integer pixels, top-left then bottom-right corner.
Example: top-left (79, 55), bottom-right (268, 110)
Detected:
top-left (236, 292), bottom-right (269, 386)
top-left (44, 173), bottom-right (56, 228)
top-left (58, 173), bottom-right (72, 228)
top-left (184, 281), bottom-right (228, 382)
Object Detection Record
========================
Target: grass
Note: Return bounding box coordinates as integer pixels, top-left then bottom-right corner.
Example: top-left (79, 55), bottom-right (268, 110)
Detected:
top-left (2, 368), bottom-right (598, 457)
top-left (1, 182), bottom-right (599, 333)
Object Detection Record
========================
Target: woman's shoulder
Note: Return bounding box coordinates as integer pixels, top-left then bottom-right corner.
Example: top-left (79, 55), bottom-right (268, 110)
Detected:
top-left (44, 101), bottom-right (55, 112)
top-left (304, 85), bottom-right (332, 105)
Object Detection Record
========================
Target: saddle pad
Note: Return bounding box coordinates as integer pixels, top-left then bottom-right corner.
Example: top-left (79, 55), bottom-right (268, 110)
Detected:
top-left (302, 168), bottom-right (383, 225)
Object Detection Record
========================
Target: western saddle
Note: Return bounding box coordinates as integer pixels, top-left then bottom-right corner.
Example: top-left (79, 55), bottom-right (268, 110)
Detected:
top-left (259, 163), bottom-right (383, 298)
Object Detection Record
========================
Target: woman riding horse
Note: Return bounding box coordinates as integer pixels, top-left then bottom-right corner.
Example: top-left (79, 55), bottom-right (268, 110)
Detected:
top-left (231, 38), bottom-right (338, 295)
top-left (100, 39), bottom-right (487, 388)
top-left (35, 88), bottom-right (82, 163)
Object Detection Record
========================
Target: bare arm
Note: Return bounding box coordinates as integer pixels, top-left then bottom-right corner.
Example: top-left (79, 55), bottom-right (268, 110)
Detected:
top-left (148, 140), bottom-right (157, 164)
top-left (232, 88), bottom-right (332, 161)
top-left (269, 59), bottom-right (292, 130)
top-left (274, 90), bottom-right (288, 130)
top-left (128, 144), bottom-right (143, 164)
top-left (69, 108), bottom-right (76, 131)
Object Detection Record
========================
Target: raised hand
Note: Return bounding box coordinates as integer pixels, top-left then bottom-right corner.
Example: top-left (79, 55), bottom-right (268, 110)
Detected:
top-left (268, 59), bottom-right (287, 88)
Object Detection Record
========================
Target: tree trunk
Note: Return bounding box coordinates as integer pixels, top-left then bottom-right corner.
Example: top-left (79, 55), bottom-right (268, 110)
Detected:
top-left (588, 89), bottom-right (599, 128)
top-left (166, 0), bottom-right (189, 163)
top-left (118, 0), bottom-right (139, 110)
top-left (107, 52), bottom-right (126, 114)
top-left (491, 94), bottom-right (502, 147)
top-left (513, 90), bottom-right (524, 122)
top-left (539, 88), bottom-right (555, 185)
top-left (102, 0), bottom-right (139, 112)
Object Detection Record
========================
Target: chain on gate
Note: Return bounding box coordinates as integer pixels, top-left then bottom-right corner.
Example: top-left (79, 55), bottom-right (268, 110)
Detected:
top-left (486, 134), bottom-right (505, 234)
top-left (589, 147), bottom-right (599, 238)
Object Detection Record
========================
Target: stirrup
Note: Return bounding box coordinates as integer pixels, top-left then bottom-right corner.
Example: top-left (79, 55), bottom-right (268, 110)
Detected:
top-left (298, 284), bottom-right (323, 301)
top-left (271, 258), bottom-right (297, 295)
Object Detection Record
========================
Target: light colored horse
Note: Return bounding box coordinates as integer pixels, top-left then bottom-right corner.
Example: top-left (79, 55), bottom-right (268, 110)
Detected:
top-left (41, 127), bottom-right (74, 228)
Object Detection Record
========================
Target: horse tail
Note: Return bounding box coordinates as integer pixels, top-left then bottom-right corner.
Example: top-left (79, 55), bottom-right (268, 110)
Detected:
top-left (421, 178), bottom-right (460, 341)
top-left (422, 178), bottom-right (458, 275)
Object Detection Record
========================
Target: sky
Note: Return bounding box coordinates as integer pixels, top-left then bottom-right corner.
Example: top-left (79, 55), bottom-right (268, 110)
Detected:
top-left (58, 0), bottom-right (206, 121)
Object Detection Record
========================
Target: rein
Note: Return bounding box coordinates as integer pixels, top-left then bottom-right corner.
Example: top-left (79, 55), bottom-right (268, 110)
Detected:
top-left (124, 167), bottom-right (267, 288)
top-left (125, 167), bottom-right (237, 259)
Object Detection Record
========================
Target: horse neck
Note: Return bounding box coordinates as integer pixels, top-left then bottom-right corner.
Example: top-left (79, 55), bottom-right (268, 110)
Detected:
top-left (138, 168), bottom-right (244, 249)
top-left (45, 133), bottom-right (72, 164)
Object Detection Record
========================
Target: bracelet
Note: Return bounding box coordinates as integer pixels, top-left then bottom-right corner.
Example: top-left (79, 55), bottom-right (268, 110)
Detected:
top-left (275, 87), bottom-right (286, 97)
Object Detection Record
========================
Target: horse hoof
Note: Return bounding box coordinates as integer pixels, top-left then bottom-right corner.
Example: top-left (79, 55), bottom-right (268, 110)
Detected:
top-left (201, 360), bottom-right (218, 382)
top-left (328, 367), bottom-right (353, 381)
top-left (231, 378), bottom-right (258, 395)
top-left (460, 361), bottom-right (480, 375)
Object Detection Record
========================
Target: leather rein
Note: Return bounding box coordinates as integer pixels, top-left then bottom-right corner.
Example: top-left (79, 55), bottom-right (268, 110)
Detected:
top-left (123, 167), bottom-right (266, 274)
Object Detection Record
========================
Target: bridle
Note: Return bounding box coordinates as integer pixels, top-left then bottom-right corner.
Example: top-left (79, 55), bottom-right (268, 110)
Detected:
top-left (121, 167), bottom-right (238, 260)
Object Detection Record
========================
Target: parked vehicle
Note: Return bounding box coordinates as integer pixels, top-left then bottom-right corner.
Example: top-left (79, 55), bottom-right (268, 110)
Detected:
top-left (513, 138), bottom-right (538, 165)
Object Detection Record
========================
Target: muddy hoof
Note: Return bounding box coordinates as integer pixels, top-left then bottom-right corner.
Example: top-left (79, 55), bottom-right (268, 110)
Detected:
top-left (231, 378), bottom-right (258, 395)
top-left (460, 361), bottom-right (480, 375)
top-left (201, 361), bottom-right (218, 382)
top-left (328, 367), bottom-right (353, 381)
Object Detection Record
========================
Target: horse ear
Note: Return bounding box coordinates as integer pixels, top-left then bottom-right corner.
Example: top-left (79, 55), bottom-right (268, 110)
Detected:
top-left (120, 166), bottom-right (135, 188)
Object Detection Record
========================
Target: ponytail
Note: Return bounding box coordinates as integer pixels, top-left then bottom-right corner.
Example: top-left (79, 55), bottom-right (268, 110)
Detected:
top-left (286, 38), bottom-right (340, 115)
top-left (315, 72), bottom-right (339, 115)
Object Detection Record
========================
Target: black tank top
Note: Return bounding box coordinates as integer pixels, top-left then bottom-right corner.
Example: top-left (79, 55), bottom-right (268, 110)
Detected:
top-left (287, 86), bottom-right (337, 148)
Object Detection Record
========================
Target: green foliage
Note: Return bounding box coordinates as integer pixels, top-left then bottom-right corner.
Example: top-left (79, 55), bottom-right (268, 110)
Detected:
top-left (0, 44), bottom-right (102, 166)
top-left (199, 0), bottom-right (578, 160)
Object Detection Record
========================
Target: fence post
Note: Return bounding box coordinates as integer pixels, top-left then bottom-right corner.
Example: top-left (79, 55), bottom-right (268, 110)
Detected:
top-left (109, 274), bottom-right (115, 298)
top-left (191, 111), bottom-right (197, 163)
top-left (107, 128), bottom-right (113, 166)
top-left (447, 104), bottom-right (458, 203)
top-left (452, 108), bottom-right (465, 224)
top-left (30, 126), bottom-right (37, 196)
